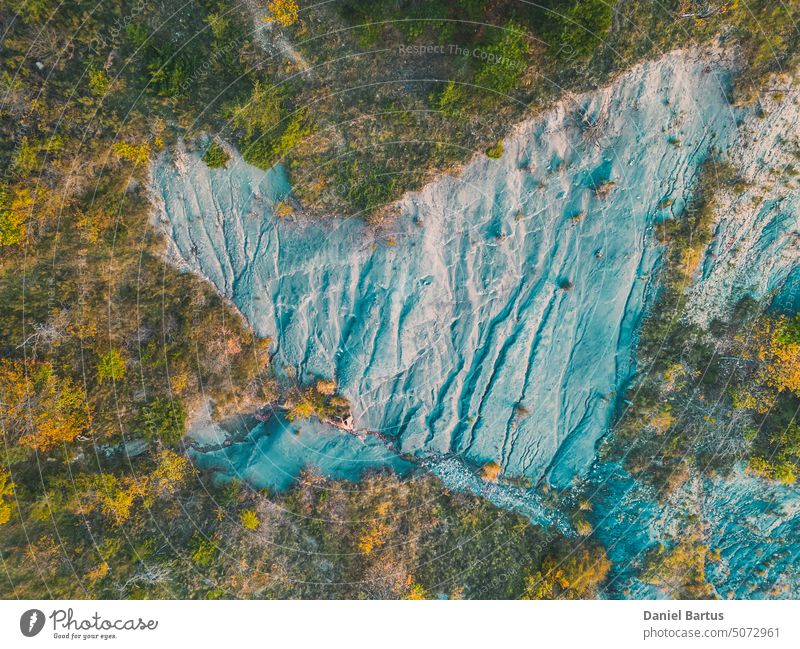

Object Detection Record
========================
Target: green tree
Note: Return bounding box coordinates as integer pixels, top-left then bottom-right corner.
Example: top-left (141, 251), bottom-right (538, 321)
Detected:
top-left (0, 470), bottom-right (14, 525)
top-left (430, 81), bottom-right (466, 119)
top-left (135, 397), bottom-right (186, 445)
top-left (475, 22), bottom-right (529, 94)
top-left (0, 359), bottom-right (90, 453)
top-left (555, 0), bottom-right (612, 60)
top-left (202, 142), bottom-right (231, 169)
top-left (97, 348), bottom-right (126, 383)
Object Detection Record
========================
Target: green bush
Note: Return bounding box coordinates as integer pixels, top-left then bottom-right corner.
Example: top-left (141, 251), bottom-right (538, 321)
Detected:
top-left (97, 349), bottom-right (126, 383)
top-left (202, 142), bottom-right (230, 169)
top-left (474, 21), bottom-right (529, 94)
top-left (135, 397), bottom-right (186, 445)
top-left (240, 509), bottom-right (260, 530)
top-left (486, 140), bottom-right (504, 159)
top-left (550, 0), bottom-right (612, 60)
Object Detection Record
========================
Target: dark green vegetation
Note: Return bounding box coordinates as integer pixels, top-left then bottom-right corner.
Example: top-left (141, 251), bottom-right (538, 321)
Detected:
top-left (202, 141), bottom-right (231, 169)
top-left (243, 0), bottom-right (800, 218)
top-left (0, 0), bottom-right (276, 597)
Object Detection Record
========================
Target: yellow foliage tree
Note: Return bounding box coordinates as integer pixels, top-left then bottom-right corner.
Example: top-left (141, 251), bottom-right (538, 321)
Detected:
top-left (406, 582), bottom-right (429, 600)
top-left (738, 315), bottom-right (800, 412)
top-left (0, 186), bottom-right (34, 246)
top-left (86, 562), bottom-right (110, 582)
top-left (358, 501), bottom-right (391, 555)
top-left (286, 399), bottom-right (315, 421)
top-left (0, 469), bottom-right (14, 525)
top-left (523, 548), bottom-right (611, 599)
top-left (112, 141), bottom-right (152, 167)
top-left (650, 405), bottom-right (675, 435)
top-left (314, 379), bottom-right (336, 395)
top-left (480, 461), bottom-right (502, 482)
top-left (643, 535), bottom-right (716, 599)
top-left (147, 449), bottom-right (193, 495)
top-left (0, 359), bottom-right (90, 453)
top-left (274, 200), bottom-right (294, 218)
top-left (748, 455), bottom-right (796, 484)
top-left (66, 450), bottom-right (191, 525)
top-left (746, 421), bottom-right (800, 485)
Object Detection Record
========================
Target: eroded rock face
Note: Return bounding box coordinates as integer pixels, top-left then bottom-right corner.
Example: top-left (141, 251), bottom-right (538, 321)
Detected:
top-left (685, 83), bottom-right (800, 323)
top-left (151, 47), bottom-right (796, 487)
top-left (589, 462), bottom-right (800, 599)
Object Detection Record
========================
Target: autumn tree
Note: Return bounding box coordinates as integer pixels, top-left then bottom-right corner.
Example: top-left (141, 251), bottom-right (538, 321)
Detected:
top-left (227, 80), bottom-right (282, 139)
top-left (0, 359), bottom-right (90, 453)
top-left (748, 421), bottom-right (800, 484)
top-left (263, 0), bottom-right (299, 27)
top-left (0, 470), bottom-right (14, 525)
top-left (147, 449), bottom-right (193, 495)
top-left (474, 21), bottom-right (529, 93)
top-left (112, 141), bottom-right (151, 167)
top-left (285, 381), bottom-right (350, 423)
top-left (523, 547), bottom-right (611, 599)
top-left (358, 500), bottom-right (391, 555)
top-left (61, 450), bottom-right (191, 526)
top-left (134, 397), bottom-right (186, 445)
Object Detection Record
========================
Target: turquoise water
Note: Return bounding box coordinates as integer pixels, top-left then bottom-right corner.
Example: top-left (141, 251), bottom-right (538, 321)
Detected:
top-left (189, 413), bottom-right (412, 491)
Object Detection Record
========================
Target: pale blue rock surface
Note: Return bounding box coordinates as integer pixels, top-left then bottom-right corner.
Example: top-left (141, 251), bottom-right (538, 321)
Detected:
top-left (154, 50), bottom-right (744, 486)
